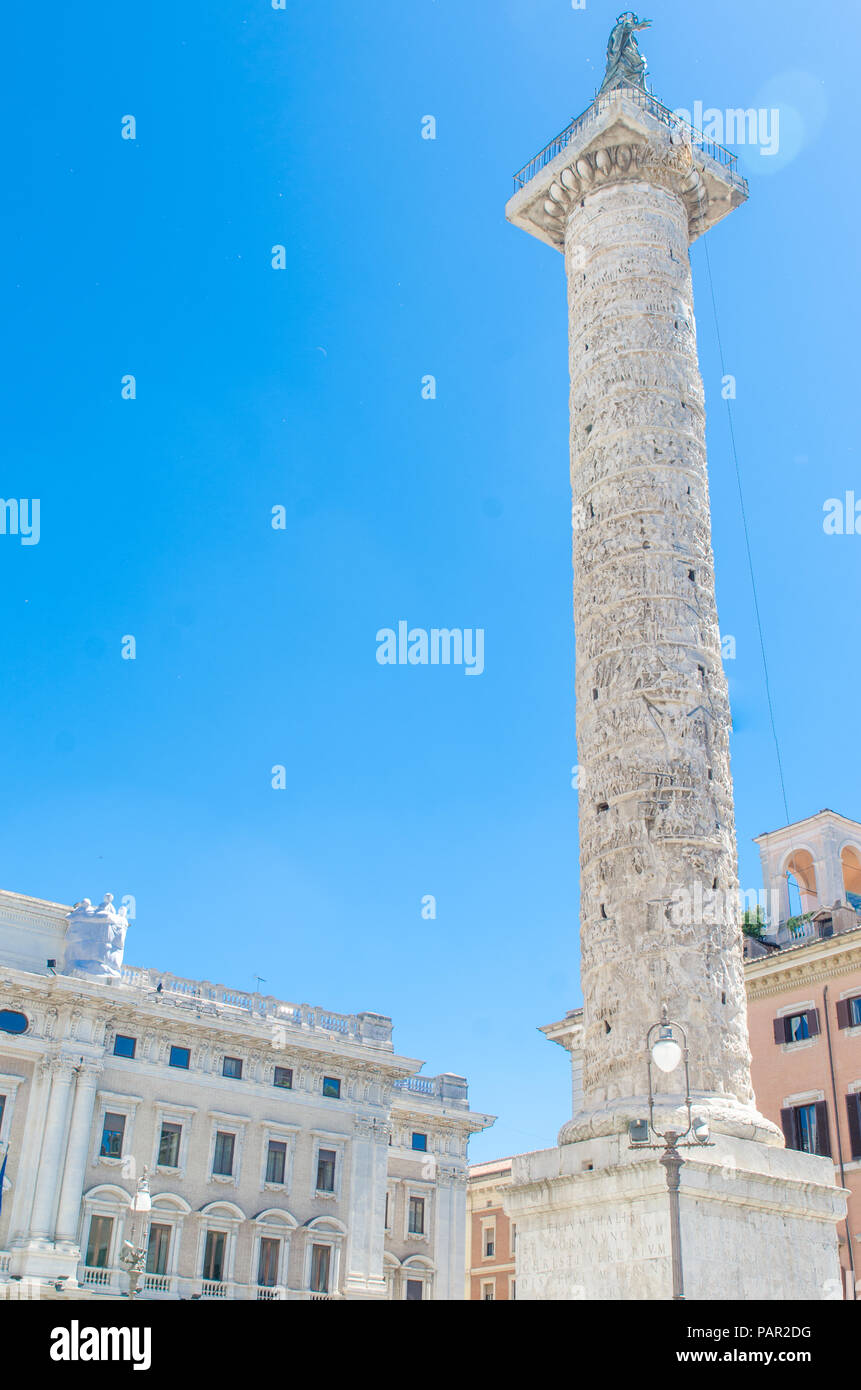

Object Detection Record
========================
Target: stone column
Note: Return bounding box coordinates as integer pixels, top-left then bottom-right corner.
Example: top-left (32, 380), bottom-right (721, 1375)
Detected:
top-left (434, 1166), bottom-right (468, 1301)
top-left (55, 1061), bottom-right (103, 1246)
top-left (29, 1056), bottom-right (78, 1240)
top-left (502, 86), bottom-right (844, 1302)
top-left (510, 101), bottom-right (776, 1144)
top-left (6, 1061), bottom-right (51, 1247)
top-left (565, 159), bottom-right (760, 1135)
top-left (342, 1117), bottom-right (389, 1298)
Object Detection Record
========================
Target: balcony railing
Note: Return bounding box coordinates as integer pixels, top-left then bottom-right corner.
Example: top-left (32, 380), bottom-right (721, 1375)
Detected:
top-left (27, 1264), bottom-right (343, 1301)
top-left (512, 85), bottom-right (746, 194)
top-left (143, 1273), bottom-right (173, 1295)
top-left (118, 965), bottom-right (393, 1048)
top-left (393, 1072), bottom-right (469, 1107)
top-left (395, 1076), bottom-right (436, 1096)
top-left (200, 1279), bottom-right (230, 1299)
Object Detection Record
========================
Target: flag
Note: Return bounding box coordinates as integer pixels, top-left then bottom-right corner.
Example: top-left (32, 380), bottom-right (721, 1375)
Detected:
top-left (0, 1147), bottom-right (7, 1217)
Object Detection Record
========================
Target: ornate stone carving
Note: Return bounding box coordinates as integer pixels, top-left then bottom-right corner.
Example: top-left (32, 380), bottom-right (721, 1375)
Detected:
top-left (538, 140), bottom-right (708, 249)
top-left (64, 895), bottom-right (128, 983)
top-left (553, 163), bottom-right (777, 1143)
top-left (354, 1116), bottom-right (392, 1143)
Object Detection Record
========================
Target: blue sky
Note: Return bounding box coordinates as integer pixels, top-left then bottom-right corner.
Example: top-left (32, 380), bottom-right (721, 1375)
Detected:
top-left (1, 0), bottom-right (856, 1160)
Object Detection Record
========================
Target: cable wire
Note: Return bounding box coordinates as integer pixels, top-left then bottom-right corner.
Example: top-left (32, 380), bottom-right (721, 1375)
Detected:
top-left (700, 235), bottom-right (792, 832)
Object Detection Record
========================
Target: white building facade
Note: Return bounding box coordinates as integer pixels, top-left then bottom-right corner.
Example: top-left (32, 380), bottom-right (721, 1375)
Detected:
top-left (0, 889), bottom-right (492, 1300)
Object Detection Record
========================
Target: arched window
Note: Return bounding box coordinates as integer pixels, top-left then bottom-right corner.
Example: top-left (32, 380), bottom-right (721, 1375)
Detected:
top-left (841, 846), bottom-right (861, 909)
top-left (783, 850), bottom-right (818, 915)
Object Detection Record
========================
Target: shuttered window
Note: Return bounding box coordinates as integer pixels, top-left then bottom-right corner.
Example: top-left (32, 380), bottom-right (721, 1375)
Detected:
top-left (773, 1010), bottom-right (820, 1044)
top-left (780, 1101), bottom-right (831, 1157)
top-left (836, 997), bottom-right (861, 1029)
top-left (846, 1094), bottom-right (861, 1160)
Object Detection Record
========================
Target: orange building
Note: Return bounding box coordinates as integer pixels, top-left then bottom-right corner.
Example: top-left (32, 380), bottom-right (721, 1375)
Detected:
top-left (465, 1159), bottom-right (516, 1300)
top-left (745, 810), bottom-right (861, 1300)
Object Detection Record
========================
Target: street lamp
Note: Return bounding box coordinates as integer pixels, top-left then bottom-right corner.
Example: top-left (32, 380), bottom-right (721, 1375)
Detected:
top-left (119, 1168), bottom-right (151, 1300)
top-left (628, 1008), bottom-right (712, 1300)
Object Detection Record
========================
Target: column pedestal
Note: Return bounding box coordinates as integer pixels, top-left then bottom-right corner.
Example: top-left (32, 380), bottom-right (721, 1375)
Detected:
top-left (505, 1132), bottom-right (846, 1301)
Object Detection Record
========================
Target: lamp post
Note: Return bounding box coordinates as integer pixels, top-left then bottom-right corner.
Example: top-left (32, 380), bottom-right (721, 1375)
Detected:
top-left (628, 1009), bottom-right (712, 1300)
top-left (119, 1168), bottom-right (151, 1300)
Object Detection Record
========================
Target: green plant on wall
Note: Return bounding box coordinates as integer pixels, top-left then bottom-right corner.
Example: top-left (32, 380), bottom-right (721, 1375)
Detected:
top-left (742, 906), bottom-right (766, 939)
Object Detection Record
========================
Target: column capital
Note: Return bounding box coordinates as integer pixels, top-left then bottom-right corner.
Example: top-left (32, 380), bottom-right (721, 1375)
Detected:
top-left (38, 1054), bottom-right (79, 1081)
top-left (438, 1165), bottom-right (468, 1189)
top-left (506, 90), bottom-right (747, 253)
top-left (353, 1116), bottom-right (392, 1143)
top-left (76, 1059), bottom-right (104, 1083)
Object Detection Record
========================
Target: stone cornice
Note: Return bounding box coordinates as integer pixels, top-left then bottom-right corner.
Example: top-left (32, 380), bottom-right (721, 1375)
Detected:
top-left (0, 965), bottom-right (421, 1080)
top-left (745, 930), bottom-right (861, 1000)
top-left (390, 1100), bottom-right (494, 1135)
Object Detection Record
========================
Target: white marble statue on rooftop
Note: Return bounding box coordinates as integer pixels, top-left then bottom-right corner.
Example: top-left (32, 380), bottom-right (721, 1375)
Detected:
top-left (64, 893), bottom-right (128, 982)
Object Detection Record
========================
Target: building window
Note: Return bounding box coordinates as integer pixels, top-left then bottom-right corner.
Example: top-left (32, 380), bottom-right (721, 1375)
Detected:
top-left (212, 1131), bottom-right (236, 1177)
top-left (316, 1148), bottom-right (336, 1193)
top-left (511, 1224), bottom-right (517, 1254)
top-left (773, 1011), bottom-right (819, 1044)
top-left (258, 1237), bottom-right (280, 1288)
top-left (113, 1035), bottom-right (136, 1059)
top-left (322, 1076), bottom-right (341, 1099)
top-left (837, 997), bottom-right (861, 1029)
top-left (408, 1196), bottom-right (425, 1236)
top-left (266, 1140), bottom-right (287, 1185)
top-left (510, 1278), bottom-right (516, 1300)
top-left (310, 1244), bottom-right (331, 1294)
top-left (484, 1230), bottom-right (495, 1258)
top-left (406, 1279), bottom-right (423, 1301)
top-left (146, 1223), bottom-right (171, 1276)
top-left (202, 1230), bottom-right (226, 1282)
top-left (222, 1056), bottom-right (243, 1080)
top-left (85, 1214), bottom-right (113, 1269)
top-left (169, 1045), bottom-right (190, 1070)
top-left (482, 1281), bottom-right (495, 1301)
top-left (781, 1101), bottom-right (831, 1157)
top-left (411, 1132), bottom-right (427, 1152)
top-left (100, 1112), bottom-right (126, 1159)
top-left (0, 1010), bottom-right (28, 1035)
top-left (273, 1066), bottom-right (293, 1089)
top-left (846, 1094), bottom-right (861, 1159)
top-left (157, 1122), bottom-right (182, 1169)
